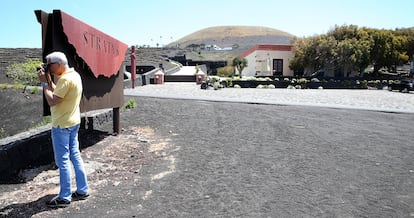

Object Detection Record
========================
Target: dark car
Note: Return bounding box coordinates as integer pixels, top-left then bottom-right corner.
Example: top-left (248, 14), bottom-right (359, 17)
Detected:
top-left (388, 79), bottom-right (414, 93)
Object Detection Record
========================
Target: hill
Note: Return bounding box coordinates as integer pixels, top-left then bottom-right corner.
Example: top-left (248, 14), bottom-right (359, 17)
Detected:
top-left (166, 25), bottom-right (294, 61)
top-left (170, 25), bottom-right (294, 48)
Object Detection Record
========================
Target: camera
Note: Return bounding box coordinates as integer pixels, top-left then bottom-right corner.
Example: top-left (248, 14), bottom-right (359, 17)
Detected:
top-left (36, 63), bottom-right (48, 72)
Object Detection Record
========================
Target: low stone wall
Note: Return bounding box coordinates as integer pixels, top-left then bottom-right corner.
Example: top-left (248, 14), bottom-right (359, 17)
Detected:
top-left (0, 125), bottom-right (52, 183)
top-left (0, 109), bottom-right (113, 183)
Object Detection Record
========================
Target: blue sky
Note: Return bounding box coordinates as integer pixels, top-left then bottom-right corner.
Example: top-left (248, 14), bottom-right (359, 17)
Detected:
top-left (0, 0), bottom-right (413, 48)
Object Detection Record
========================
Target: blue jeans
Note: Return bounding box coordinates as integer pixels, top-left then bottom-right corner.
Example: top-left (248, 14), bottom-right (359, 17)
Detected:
top-left (51, 124), bottom-right (88, 201)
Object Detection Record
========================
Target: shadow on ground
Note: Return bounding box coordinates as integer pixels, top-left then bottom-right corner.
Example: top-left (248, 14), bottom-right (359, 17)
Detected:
top-left (0, 195), bottom-right (56, 217)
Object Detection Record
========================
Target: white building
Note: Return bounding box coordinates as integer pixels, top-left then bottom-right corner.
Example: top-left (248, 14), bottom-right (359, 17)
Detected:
top-left (240, 44), bottom-right (294, 77)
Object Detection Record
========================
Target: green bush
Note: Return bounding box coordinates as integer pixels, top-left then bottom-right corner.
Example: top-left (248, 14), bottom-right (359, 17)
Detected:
top-left (225, 78), bottom-right (233, 87)
top-left (297, 78), bottom-right (308, 84)
top-left (217, 66), bottom-right (234, 77)
top-left (37, 116), bottom-right (52, 127)
top-left (28, 116), bottom-right (52, 131)
top-left (12, 83), bottom-right (26, 90)
top-left (0, 84), bottom-right (10, 89)
top-left (6, 58), bottom-right (42, 86)
top-left (359, 80), bottom-right (368, 89)
top-left (123, 99), bottom-right (137, 110)
top-left (29, 87), bottom-right (41, 94)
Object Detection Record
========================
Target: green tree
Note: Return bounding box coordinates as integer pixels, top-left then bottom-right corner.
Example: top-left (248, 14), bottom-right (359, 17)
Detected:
top-left (289, 37), bottom-right (307, 73)
top-left (232, 57), bottom-right (248, 78)
top-left (391, 34), bottom-right (409, 68)
top-left (368, 29), bottom-right (408, 75)
top-left (290, 25), bottom-right (412, 78)
top-left (290, 35), bottom-right (335, 75)
top-left (354, 28), bottom-right (373, 74)
top-left (314, 35), bottom-right (337, 72)
top-left (328, 24), bottom-right (360, 41)
top-left (394, 28), bottom-right (414, 60)
top-left (328, 25), bottom-right (372, 76)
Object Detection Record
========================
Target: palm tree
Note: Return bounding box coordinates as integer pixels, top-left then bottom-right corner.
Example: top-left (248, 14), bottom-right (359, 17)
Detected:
top-left (232, 57), bottom-right (248, 78)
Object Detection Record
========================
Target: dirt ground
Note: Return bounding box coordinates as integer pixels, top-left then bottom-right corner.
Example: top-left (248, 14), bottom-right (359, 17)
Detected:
top-left (0, 87), bottom-right (44, 139)
top-left (0, 96), bottom-right (413, 217)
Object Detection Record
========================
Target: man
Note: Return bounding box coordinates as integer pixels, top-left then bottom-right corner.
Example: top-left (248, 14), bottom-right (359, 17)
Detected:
top-left (38, 51), bottom-right (89, 208)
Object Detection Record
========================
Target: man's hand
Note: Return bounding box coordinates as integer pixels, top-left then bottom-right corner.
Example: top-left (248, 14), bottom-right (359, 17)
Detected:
top-left (38, 67), bottom-right (55, 91)
top-left (37, 67), bottom-right (47, 83)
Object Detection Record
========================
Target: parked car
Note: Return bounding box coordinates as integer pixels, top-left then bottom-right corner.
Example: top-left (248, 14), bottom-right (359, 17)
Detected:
top-left (388, 79), bottom-right (414, 93)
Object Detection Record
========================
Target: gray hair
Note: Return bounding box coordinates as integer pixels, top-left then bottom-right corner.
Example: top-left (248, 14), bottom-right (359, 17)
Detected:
top-left (46, 51), bottom-right (69, 67)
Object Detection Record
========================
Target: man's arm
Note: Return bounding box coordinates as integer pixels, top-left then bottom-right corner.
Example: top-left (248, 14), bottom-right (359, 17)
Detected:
top-left (43, 83), bottom-right (62, 106)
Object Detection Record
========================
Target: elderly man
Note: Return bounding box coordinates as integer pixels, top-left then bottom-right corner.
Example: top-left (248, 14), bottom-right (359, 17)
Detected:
top-left (38, 51), bottom-right (89, 208)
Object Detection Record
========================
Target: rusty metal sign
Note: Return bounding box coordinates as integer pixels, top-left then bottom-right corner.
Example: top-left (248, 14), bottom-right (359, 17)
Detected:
top-left (35, 10), bottom-right (128, 134)
top-left (60, 11), bottom-right (128, 78)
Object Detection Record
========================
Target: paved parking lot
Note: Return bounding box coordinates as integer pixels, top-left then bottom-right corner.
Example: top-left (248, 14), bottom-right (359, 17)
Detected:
top-left (1, 84), bottom-right (413, 217)
top-left (125, 83), bottom-right (414, 113)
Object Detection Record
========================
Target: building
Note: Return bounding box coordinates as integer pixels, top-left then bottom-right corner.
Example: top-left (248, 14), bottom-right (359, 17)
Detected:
top-left (240, 44), bottom-right (294, 77)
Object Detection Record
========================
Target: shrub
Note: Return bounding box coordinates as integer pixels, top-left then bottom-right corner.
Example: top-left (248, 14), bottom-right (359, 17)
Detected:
top-left (216, 66), bottom-right (234, 77)
top-left (243, 76), bottom-right (256, 81)
top-left (297, 78), bottom-right (308, 84)
top-left (209, 76), bottom-right (220, 82)
top-left (12, 83), bottom-right (25, 90)
top-left (359, 80), bottom-right (368, 89)
top-left (29, 116), bottom-right (52, 130)
top-left (225, 78), bottom-right (233, 87)
top-left (29, 87), bottom-right (41, 94)
top-left (123, 99), bottom-right (137, 110)
top-left (6, 58), bottom-right (42, 86)
top-left (213, 82), bottom-right (221, 90)
top-left (37, 116), bottom-right (52, 127)
top-left (0, 84), bottom-right (10, 89)
top-left (256, 77), bottom-right (272, 81)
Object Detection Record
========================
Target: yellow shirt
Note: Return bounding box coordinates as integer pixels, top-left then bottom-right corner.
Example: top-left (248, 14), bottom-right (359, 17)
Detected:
top-left (51, 68), bottom-right (83, 128)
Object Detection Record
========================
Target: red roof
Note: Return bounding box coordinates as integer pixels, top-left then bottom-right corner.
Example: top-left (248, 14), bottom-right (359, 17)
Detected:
top-left (240, 44), bottom-right (293, 58)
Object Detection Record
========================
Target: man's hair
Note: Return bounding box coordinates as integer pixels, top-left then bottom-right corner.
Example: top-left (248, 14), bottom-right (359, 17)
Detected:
top-left (46, 51), bottom-right (69, 67)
